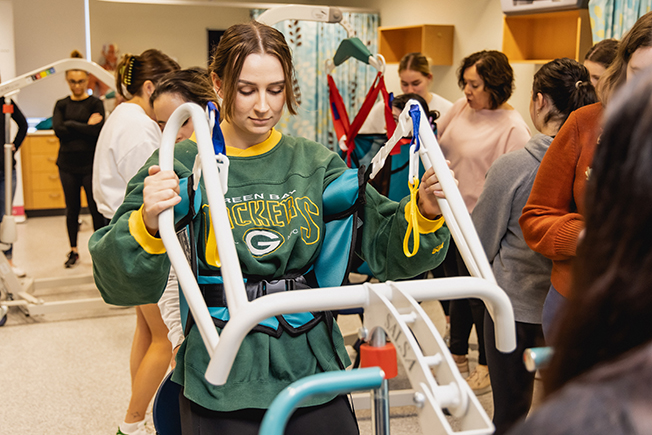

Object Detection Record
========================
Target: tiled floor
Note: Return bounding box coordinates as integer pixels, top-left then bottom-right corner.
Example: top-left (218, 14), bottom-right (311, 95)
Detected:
top-left (0, 214), bottom-right (502, 435)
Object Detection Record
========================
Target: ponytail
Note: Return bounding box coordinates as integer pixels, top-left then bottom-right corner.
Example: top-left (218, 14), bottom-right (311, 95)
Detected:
top-left (115, 49), bottom-right (180, 100)
top-left (532, 58), bottom-right (598, 128)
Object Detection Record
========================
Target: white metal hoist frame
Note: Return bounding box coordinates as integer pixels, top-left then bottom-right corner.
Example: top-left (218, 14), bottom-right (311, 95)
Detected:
top-left (157, 100), bottom-right (516, 434)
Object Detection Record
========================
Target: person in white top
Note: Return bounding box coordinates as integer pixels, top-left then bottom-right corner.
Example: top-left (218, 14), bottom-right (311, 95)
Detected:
top-left (93, 102), bottom-right (160, 218)
top-left (359, 52), bottom-right (453, 134)
top-left (92, 49), bottom-right (179, 435)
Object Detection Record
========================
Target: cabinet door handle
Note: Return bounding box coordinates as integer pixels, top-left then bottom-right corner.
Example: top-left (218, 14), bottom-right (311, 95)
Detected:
top-left (47, 157), bottom-right (57, 162)
top-left (48, 175), bottom-right (59, 181)
top-left (47, 138), bottom-right (58, 143)
top-left (49, 193), bottom-right (61, 198)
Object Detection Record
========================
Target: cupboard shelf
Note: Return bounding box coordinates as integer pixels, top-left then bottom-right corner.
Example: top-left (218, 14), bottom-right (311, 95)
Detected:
top-left (378, 24), bottom-right (454, 65)
top-left (502, 9), bottom-right (593, 63)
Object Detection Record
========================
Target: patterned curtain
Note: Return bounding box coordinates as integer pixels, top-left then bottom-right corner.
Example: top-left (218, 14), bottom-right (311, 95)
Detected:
top-left (589, 0), bottom-right (652, 40)
top-left (250, 9), bottom-right (380, 151)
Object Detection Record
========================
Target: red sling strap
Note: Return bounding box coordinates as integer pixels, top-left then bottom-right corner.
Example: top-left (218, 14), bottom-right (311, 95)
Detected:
top-left (328, 72), bottom-right (399, 167)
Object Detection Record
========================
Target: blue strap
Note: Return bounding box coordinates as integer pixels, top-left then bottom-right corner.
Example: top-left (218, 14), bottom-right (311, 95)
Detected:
top-left (409, 103), bottom-right (421, 152)
top-left (207, 101), bottom-right (225, 156)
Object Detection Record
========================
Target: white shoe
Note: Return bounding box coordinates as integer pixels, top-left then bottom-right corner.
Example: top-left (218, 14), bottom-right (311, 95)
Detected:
top-left (11, 265), bottom-right (26, 277)
top-left (139, 418), bottom-right (157, 434)
top-left (117, 425), bottom-right (148, 435)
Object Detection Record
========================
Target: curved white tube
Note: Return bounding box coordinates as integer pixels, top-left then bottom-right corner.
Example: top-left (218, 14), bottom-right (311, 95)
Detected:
top-left (412, 100), bottom-right (496, 284)
top-left (158, 103), bottom-right (221, 354)
top-left (369, 100), bottom-right (496, 283)
top-left (158, 102), bottom-right (516, 389)
top-left (0, 58), bottom-right (116, 97)
top-left (206, 277), bottom-right (517, 385)
top-left (257, 5), bottom-right (343, 27)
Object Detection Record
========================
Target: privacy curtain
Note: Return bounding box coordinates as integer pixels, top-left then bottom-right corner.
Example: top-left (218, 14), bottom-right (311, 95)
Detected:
top-left (589, 0), bottom-right (652, 40)
top-left (250, 9), bottom-right (380, 151)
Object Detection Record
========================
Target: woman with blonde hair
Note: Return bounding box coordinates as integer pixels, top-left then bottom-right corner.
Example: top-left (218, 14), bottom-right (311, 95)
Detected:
top-left (520, 11), bottom-right (652, 342)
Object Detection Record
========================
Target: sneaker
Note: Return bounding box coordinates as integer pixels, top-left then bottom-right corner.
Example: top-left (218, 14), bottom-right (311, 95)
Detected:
top-left (139, 419), bottom-right (157, 434)
top-left (117, 425), bottom-right (148, 435)
top-left (467, 364), bottom-right (491, 395)
top-left (11, 265), bottom-right (26, 277)
top-left (64, 251), bottom-right (79, 268)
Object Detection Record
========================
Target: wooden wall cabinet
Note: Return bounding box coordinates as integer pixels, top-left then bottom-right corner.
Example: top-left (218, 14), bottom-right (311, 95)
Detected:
top-left (379, 24), bottom-right (454, 65)
top-left (20, 133), bottom-right (87, 213)
top-left (502, 9), bottom-right (593, 63)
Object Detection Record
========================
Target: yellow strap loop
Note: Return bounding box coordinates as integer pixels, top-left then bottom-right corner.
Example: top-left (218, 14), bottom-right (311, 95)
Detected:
top-left (205, 208), bottom-right (222, 268)
top-left (403, 176), bottom-right (420, 257)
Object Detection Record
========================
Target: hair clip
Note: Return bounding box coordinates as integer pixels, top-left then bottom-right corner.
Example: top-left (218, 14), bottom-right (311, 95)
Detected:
top-left (575, 80), bottom-right (583, 89)
top-left (124, 56), bottom-right (135, 86)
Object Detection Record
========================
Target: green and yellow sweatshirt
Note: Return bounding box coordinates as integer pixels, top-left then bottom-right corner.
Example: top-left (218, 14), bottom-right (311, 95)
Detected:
top-left (89, 129), bottom-right (449, 412)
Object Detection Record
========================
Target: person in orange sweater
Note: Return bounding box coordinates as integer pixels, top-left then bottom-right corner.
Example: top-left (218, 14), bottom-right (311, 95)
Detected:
top-left (519, 11), bottom-right (652, 341)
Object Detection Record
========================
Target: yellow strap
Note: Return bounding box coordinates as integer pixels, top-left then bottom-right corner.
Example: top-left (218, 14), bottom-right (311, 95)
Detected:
top-left (403, 177), bottom-right (420, 257)
top-left (204, 207), bottom-right (222, 268)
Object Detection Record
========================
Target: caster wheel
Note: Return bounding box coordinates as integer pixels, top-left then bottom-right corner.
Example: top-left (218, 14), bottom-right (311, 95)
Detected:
top-left (0, 314), bottom-right (7, 327)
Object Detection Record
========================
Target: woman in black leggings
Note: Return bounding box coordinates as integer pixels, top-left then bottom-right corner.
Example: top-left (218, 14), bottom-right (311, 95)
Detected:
top-left (53, 50), bottom-right (107, 267)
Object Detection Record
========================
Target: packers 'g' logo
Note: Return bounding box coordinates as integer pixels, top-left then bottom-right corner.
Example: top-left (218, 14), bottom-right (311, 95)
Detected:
top-left (244, 228), bottom-right (285, 257)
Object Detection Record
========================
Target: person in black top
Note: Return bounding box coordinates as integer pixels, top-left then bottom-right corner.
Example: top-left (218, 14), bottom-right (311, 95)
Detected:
top-left (0, 73), bottom-right (28, 276)
top-left (53, 51), bottom-right (107, 268)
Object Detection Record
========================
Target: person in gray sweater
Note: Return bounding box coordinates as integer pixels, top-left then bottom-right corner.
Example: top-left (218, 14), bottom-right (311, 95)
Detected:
top-left (471, 58), bottom-right (598, 435)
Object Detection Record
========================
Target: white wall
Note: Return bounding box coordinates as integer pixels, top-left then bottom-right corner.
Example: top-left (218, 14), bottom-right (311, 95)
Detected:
top-left (0, 1), bottom-right (16, 81)
top-left (88, 1), bottom-right (251, 73)
top-left (10, 0), bottom-right (536, 131)
top-left (374, 0), bottom-right (538, 133)
top-left (12, 0), bottom-right (87, 118)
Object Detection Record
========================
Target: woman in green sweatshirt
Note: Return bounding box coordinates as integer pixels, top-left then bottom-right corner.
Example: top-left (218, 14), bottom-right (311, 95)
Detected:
top-left (90, 21), bottom-right (452, 435)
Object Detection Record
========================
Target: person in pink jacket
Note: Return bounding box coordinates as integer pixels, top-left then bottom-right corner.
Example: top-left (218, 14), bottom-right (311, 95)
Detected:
top-left (437, 50), bottom-right (531, 395)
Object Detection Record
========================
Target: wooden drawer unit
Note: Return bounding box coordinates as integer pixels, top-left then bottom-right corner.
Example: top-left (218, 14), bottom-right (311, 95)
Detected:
top-left (20, 133), bottom-right (87, 211)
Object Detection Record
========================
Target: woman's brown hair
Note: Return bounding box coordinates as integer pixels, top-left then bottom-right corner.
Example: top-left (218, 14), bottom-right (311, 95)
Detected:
top-left (398, 52), bottom-right (431, 78)
top-left (66, 49), bottom-right (87, 77)
top-left (150, 67), bottom-right (218, 109)
top-left (457, 50), bottom-right (514, 109)
top-left (597, 11), bottom-right (652, 104)
top-left (115, 49), bottom-right (180, 100)
top-left (584, 38), bottom-right (619, 68)
top-left (208, 21), bottom-right (298, 121)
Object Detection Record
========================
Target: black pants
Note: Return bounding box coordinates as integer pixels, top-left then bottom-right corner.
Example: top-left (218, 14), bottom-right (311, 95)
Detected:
top-left (484, 310), bottom-right (545, 435)
top-left (58, 169), bottom-right (107, 248)
top-left (446, 242), bottom-right (486, 365)
top-left (430, 255), bottom-right (453, 316)
top-left (179, 392), bottom-right (359, 435)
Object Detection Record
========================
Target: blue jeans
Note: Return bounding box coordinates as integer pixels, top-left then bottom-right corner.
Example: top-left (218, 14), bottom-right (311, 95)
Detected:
top-left (0, 169), bottom-right (17, 259)
top-left (542, 284), bottom-right (566, 343)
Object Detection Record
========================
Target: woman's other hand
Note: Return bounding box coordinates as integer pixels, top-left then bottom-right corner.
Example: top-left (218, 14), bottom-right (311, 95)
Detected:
top-left (142, 165), bottom-right (181, 235)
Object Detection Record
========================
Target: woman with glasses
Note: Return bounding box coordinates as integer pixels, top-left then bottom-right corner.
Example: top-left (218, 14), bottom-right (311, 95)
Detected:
top-left (52, 50), bottom-right (106, 268)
